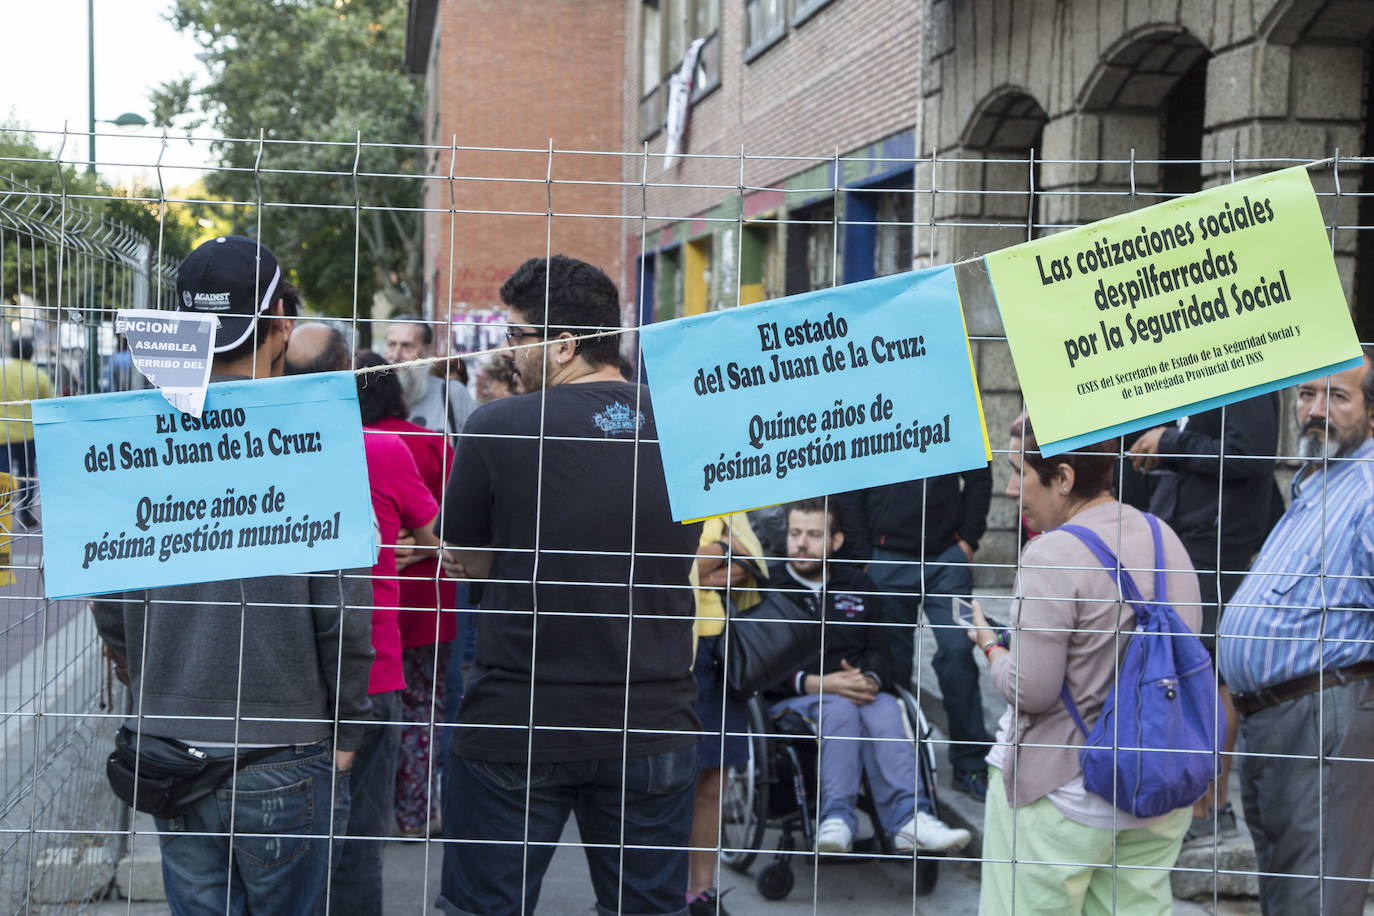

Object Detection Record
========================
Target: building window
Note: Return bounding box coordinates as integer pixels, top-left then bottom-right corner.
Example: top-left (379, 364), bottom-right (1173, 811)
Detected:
top-left (785, 201), bottom-right (834, 295)
top-left (693, 0), bottom-right (719, 42)
top-left (874, 190), bottom-right (914, 278)
top-left (745, 0), bottom-right (786, 58)
top-left (745, 0), bottom-right (837, 64)
top-left (639, 0), bottom-right (723, 139)
top-left (641, 4), bottom-right (661, 96)
top-left (791, 0), bottom-right (835, 26)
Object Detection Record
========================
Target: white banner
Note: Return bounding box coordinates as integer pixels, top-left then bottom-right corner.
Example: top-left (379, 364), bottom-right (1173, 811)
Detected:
top-left (115, 310), bottom-right (217, 417)
top-left (663, 37), bottom-right (705, 171)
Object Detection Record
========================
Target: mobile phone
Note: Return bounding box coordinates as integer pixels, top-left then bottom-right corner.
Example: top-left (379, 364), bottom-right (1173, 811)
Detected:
top-left (953, 597), bottom-right (978, 629)
top-left (954, 597), bottom-right (1003, 631)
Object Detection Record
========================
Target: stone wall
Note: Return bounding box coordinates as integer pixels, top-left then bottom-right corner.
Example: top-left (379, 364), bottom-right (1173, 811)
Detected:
top-left (919, 0), bottom-right (1374, 584)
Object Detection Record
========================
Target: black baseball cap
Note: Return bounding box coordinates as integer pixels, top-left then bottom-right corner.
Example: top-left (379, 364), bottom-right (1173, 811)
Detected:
top-left (176, 236), bottom-right (283, 353)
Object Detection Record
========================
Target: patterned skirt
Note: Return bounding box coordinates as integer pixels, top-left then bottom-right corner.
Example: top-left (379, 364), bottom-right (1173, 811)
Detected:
top-left (395, 643), bottom-right (448, 832)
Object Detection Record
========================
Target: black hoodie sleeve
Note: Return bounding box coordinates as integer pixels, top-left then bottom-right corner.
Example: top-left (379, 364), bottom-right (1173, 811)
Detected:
top-left (956, 464), bottom-right (993, 551)
top-left (1157, 397), bottom-right (1278, 481)
top-left (858, 590), bottom-right (897, 691)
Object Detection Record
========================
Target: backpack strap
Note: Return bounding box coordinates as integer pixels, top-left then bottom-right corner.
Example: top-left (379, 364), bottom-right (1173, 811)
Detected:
top-left (1056, 523), bottom-right (1147, 606)
top-left (1059, 684), bottom-right (1092, 737)
top-left (1053, 515), bottom-right (1164, 736)
top-left (1142, 512), bottom-right (1168, 605)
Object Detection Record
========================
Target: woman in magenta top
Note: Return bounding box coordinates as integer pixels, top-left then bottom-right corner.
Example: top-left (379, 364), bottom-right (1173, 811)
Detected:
top-left (356, 349), bottom-right (455, 835)
top-left (335, 355), bottom-right (442, 910)
top-left (362, 427), bottom-right (440, 694)
top-left (374, 413), bottom-right (456, 647)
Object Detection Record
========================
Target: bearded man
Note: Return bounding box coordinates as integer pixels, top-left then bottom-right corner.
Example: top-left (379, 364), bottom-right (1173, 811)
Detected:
top-left (1217, 347), bottom-right (1374, 916)
top-left (383, 315), bottom-right (477, 438)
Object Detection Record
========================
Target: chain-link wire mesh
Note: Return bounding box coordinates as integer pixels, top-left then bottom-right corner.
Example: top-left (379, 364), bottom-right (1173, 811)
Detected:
top-left (0, 130), bottom-right (1370, 913)
top-left (0, 168), bottom-right (181, 913)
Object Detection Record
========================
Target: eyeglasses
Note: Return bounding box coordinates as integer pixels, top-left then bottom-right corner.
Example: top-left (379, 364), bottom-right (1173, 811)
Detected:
top-left (503, 328), bottom-right (544, 346)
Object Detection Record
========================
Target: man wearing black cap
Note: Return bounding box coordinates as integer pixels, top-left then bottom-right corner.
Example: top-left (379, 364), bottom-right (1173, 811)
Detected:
top-left (178, 234), bottom-right (293, 376)
top-left (91, 236), bottom-right (375, 915)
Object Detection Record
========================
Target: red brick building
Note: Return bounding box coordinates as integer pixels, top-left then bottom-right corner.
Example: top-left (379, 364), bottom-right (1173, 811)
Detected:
top-left (406, 0), bottom-right (1374, 581)
top-left (405, 0), bottom-right (924, 349)
top-left (621, 0), bottom-right (922, 324)
top-left (404, 0), bottom-right (626, 351)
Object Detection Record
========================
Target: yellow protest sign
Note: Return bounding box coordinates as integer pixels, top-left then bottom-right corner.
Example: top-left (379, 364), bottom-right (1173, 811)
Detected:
top-left (0, 473), bottom-right (15, 587)
top-left (985, 167), bottom-right (1363, 454)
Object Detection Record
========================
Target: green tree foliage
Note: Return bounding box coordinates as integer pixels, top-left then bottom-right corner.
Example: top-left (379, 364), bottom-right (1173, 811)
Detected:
top-left (0, 128), bottom-right (102, 203)
top-left (153, 0), bottom-right (424, 322)
top-left (0, 128), bottom-right (198, 307)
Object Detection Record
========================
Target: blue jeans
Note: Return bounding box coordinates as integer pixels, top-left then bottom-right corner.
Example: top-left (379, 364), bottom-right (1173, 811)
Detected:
top-left (438, 744), bottom-right (696, 916)
top-left (154, 741), bottom-right (350, 916)
top-left (441, 595), bottom-right (478, 761)
top-left (331, 690), bottom-right (400, 914)
top-left (866, 543), bottom-right (991, 776)
top-left (770, 692), bottom-right (929, 836)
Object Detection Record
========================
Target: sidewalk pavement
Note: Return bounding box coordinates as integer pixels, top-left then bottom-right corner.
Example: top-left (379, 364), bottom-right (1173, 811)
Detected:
top-left (76, 589), bottom-right (1296, 914)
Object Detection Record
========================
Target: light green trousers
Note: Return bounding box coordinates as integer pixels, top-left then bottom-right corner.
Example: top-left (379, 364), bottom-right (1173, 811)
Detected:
top-left (980, 767), bottom-right (1190, 915)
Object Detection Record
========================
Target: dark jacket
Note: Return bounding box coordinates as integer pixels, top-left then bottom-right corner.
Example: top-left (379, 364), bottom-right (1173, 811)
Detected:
top-left (763, 560), bottom-right (896, 699)
top-left (92, 572), bottom-right (376, 751)
top-left (838, 467), bottom-right (993, 560)
top-left (90, 373), bottom-right (377, 752)
top-left (1147, 392), bottom-right (1283, 566)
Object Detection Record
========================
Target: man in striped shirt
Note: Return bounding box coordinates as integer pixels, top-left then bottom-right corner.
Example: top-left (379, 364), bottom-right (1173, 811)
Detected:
top-left (1218, 348), bottom-right (1374, 916)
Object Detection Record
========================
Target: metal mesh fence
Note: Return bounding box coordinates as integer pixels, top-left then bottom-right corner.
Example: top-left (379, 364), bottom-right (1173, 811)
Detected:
top-left (0, 170), bottom-right (179, 913)
top-left (0, 129), bottom-right (1371, 914)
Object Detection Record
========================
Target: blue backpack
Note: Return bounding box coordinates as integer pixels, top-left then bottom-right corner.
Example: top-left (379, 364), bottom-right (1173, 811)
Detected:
top-left (1055, 513), bottom-right (1224, 818)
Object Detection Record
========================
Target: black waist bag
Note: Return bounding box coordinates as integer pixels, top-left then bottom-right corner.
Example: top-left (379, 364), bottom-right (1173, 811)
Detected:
top-left (105, 727), bottom-right (279, 819)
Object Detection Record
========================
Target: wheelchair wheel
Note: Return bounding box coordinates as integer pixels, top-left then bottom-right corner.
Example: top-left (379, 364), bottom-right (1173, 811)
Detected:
top-left (915, 855), bottom-right (940, 896)
top-left (720, 703), bottom-right (770, 873)
top-left (757, 861), bottom-right (795, 900)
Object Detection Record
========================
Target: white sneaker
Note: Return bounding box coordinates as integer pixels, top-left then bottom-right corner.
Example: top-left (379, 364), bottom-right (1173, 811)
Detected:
top-left (894, 811), bottom-right (971, 852)
top-left (815, 817), bottom-right (853, 853)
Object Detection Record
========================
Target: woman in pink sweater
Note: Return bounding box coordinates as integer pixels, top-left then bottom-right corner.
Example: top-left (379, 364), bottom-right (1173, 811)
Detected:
top-left (968, 416), bottom-right (1201, 915)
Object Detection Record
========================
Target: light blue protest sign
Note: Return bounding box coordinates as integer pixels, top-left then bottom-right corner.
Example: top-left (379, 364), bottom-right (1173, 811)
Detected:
top-left (32, 372), bottom-right (374, 599)
top-left (640, 265), bottom-right (991, 522)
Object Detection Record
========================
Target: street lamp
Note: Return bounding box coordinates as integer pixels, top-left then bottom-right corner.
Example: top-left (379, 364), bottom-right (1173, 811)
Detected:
top-left (89, 112), bottom-right (151, 176)
top-left (85, 0), bottom-right (152, 394)
top-left (87, 0), bottom-right (148, 176)
top-left (104, 113), bottom-right (149, 130)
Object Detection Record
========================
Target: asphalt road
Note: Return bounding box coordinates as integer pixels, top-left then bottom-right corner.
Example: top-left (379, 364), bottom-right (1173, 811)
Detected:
top-left (377, 822), bottom-right (985, 915)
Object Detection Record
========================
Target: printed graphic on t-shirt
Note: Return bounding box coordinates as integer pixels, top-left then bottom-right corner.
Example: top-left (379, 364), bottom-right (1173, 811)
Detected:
top-left (591, 402), bottom-right (646, 437)
top-left (834, 593), bottom-right (865, 618)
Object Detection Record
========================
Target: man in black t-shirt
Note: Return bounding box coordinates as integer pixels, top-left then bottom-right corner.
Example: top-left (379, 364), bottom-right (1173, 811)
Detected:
top-left (436, 256), bottom-right (702, 916)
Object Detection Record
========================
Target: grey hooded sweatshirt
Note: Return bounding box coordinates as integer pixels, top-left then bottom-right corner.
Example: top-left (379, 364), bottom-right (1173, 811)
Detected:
top-left (92, 568), bottom-right (375, 751)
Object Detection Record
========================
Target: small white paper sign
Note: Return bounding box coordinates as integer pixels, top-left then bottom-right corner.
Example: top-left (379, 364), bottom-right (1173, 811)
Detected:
top-left (114, 309), bottom-right (217, 417)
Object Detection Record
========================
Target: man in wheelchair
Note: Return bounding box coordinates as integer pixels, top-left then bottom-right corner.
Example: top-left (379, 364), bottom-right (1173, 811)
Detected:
top-left (764, 498), bottom-right (971, 856)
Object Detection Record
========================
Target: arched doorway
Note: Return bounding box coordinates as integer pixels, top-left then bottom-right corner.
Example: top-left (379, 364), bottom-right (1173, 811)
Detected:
top-left (1042, 25), bottom-right (1211, 227)
top-left (942, 86), bottom-right (1049, 261)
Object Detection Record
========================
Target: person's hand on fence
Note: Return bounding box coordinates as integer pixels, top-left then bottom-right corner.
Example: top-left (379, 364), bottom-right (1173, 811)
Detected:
top-left (335, 749), bottom-right (355, 772)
